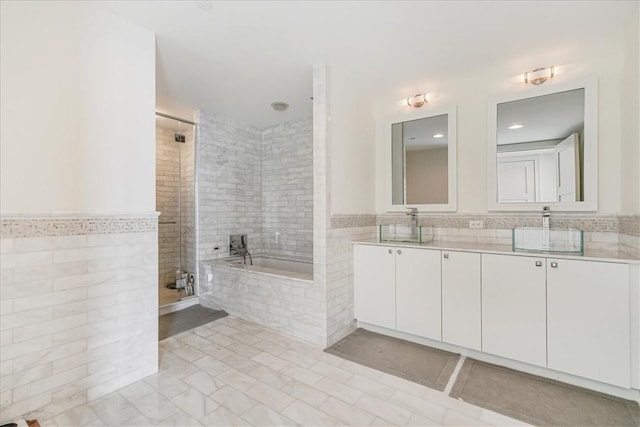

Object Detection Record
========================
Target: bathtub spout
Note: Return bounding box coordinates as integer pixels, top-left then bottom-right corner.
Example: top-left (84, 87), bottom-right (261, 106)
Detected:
top-left (243, 250), bottom-right (253, 266)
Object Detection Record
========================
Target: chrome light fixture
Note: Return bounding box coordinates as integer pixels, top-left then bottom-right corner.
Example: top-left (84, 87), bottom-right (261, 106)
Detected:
top-left (406, 94), bottom-right (427, 108)
top-left (524, 66), bottom-right (555, 85)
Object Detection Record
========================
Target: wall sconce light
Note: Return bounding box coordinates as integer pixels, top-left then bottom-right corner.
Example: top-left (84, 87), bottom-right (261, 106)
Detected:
top-left (406, 94), bottom-right (428, 108)
top-left (524, 66), bottom-right (555, 85)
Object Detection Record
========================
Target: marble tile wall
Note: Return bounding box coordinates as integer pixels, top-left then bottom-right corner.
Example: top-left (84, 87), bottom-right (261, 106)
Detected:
top-left (312, 64), bottom-right (330, 346)
top-left (261, 118), bottom-right (313, 261)
top-left (0, 216), bottom-right (159, 421)
top-left (325, 226), bottom-right (377, 345)
top-left (197, 112), bottom-right (263, 261)
top-left (620, 214), bottom-right (640, 252)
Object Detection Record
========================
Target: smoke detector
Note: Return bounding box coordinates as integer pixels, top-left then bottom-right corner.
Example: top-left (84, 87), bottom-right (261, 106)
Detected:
top-left (270, 102), bottom-right (289, 112)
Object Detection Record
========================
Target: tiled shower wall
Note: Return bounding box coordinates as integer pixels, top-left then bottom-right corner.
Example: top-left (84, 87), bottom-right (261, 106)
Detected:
top-left (156, 125), bottom-right (195, 287)
top-left (197, 113), bottom-right (263, 261)
top-left (0, 216), bottom-right (158, 420)
top-left (261, 118), bottom-right (313, 261)
top-left (197, 113), bottom-right (313, 262)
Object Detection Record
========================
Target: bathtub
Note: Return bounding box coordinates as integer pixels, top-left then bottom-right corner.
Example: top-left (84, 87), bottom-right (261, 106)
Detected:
top-left (227, 255), bottom-right (313, 280)
top-left (199, 254), bottom-right (322, 344)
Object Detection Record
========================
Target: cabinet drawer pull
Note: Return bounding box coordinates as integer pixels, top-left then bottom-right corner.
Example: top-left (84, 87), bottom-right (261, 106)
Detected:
top-left (535, 261), bottom-right (542, 267)
top-left (443, 253), bottom-right (449, 259)
top-left (397, 249), bottom-right (402, 255)
top-left (388, 249), bottom-right (393, 254)
top-left (551, 262), bottom-right (558, 268)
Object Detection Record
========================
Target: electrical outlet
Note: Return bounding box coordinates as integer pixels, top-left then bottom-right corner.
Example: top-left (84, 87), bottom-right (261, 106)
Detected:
top-left (469, 220), bottom-right (484, 229)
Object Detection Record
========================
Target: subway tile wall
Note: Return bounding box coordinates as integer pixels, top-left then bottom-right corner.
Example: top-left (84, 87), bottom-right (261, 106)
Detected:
top-left (261, 119), bottom-right (313, 261)
top-left (0, 217), bottom-right (158, 421)
top-left (196, 112), bottom-right (313, 263)
top-left (197, 113), bottom-right (263, 261)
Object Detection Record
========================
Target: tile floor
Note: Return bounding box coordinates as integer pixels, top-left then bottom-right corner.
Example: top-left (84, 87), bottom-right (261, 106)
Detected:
top-left (32, 316), bottom-right (530, 426)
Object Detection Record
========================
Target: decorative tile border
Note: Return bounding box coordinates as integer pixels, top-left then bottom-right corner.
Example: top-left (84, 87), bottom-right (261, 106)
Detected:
top-left (330, 214), bottom-right (377, 229)
top-left (0, 215), bottom-right (158, 238)
top-left (332, 213), bottom-right (622, 233)
top-left (619, 215), bottom-right (640, 237)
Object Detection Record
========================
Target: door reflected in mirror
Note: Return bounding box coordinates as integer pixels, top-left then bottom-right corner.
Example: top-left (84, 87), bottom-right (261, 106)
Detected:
top-left (392, 114), bottom-right (449, 205)
top-left (496, 88), bottom-right (584, 203)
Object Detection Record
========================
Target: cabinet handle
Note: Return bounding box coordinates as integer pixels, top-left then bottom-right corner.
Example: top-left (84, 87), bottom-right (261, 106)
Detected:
top-left (550, 262), bottom-right (558, 268)
top-left (535, 261), bottom-right (542, 267)
top-left (397, 249), bottom-right (402, 255)
top-left (443, 253), bottom-right (449, 259)
top-left (388, 249), bottom-right (393, 254)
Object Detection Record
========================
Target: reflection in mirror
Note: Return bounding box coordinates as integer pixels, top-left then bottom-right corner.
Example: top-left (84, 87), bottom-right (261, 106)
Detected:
top-left (391, 114), bottom-right (449, 205)
top-left (496, 89), bottom-right (584, 203)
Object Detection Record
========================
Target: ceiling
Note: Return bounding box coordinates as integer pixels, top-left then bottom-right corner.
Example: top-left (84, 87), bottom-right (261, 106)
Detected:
top-left (97, 1), bottom-right (636, 128)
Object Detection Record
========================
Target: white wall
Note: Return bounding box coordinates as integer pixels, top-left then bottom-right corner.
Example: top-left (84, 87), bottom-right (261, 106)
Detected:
top-left (620, 9), bottom-right (640, 215)
top-left (362, 17), bottom-right (637, 215)
top-left (0, 1), bottom-right (156, 215)
top-left (328, 68), bottom-right (376, 214)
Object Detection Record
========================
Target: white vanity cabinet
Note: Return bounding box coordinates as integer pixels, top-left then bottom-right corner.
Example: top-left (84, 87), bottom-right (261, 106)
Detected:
top-left (354, 242), bottom-right (638, 393)
top-left (441, 251), bottom-right (481, 350)
top-left (482, 253), bottom-right (547, 367)
top-left (353, 244), bottom-right (396, 329)
top-left (395, 247), bottom-right (441, 340)
top-left (547, 258), bottom-right (630, 388)
top-left (354, 244), bottom-right (441, 338)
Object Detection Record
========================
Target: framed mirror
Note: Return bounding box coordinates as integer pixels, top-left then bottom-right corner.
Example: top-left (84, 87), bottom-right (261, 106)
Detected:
top-left (487, 78), bottom-right (598, 211)
top-left (386, 105), bottom-right (457, 212)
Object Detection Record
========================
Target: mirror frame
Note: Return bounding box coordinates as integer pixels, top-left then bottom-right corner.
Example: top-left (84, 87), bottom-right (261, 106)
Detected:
top-left (487, 77), bottom-right (598, 212)
top-left (385, 105), bottom-right (457, 212)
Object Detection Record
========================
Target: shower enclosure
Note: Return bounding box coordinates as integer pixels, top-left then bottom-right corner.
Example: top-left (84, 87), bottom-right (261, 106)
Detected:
top-left (155, 112), bottom-right (197, 307)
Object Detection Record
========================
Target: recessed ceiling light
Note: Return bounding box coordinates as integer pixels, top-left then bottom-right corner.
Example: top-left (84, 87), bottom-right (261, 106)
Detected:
top-left (433, 133), bottom-right (444, 138)
top-left (270, 102), bottom-right (289, 112)
top-left (508, 124), bottom-right (524, 130)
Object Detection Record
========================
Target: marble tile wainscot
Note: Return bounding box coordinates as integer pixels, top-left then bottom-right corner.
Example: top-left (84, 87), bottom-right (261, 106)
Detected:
top-left (0, 215), bottom-right (159, 421)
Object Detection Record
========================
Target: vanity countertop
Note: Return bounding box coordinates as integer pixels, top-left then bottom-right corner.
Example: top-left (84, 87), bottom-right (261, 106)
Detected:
top-left (354, 239), bottom-right (640, 264)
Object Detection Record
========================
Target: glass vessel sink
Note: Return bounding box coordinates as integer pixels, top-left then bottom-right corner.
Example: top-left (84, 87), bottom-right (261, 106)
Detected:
top-left (512, 227), bottom-right (583, 254)
top-left (379, 224), bottom-right (433, 244)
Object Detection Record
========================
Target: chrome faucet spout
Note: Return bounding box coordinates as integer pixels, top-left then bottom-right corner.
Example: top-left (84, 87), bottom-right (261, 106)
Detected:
top-left (542, 206), bottom-right (551, 250)
top-left (406, 207), bottom-right (419, 234)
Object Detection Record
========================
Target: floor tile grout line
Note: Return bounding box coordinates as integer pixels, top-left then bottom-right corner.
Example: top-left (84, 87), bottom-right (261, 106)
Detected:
top-left (444, 355), bottom-right (466, 396)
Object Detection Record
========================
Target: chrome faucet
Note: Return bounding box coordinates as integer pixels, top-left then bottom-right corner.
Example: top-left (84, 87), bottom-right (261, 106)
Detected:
top-left (542, 206), bottom-right (551, 250)
top-left (406, 207), bottom-right (419, 236)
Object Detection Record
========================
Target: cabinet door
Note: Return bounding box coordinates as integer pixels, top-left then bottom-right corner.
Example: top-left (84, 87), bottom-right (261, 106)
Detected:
top-left (354, 244), bottom-right (396, 329)
top-left (547, 259), bottom-right (630, 387)
top-left (482, 254), bottom-right (547, 367)
top-left (442, 251), bottom-right (481, 350)
top-left (396, 248), bottom-right (441, 340)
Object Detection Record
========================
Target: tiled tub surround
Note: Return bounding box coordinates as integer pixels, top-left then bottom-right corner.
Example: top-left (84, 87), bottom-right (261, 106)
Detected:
top-left (196, 113), bottom-right (313, 263)
top-left (0, 216), bottom-right (159, 421)
top-left (199, 259), bottom-right (325, 345)
top-left (197, 113), bottom-right (263, 262)
top-left (261, 119), bottom-right (313, 261)
top-left (196, 113), bottom-right (315, 342)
